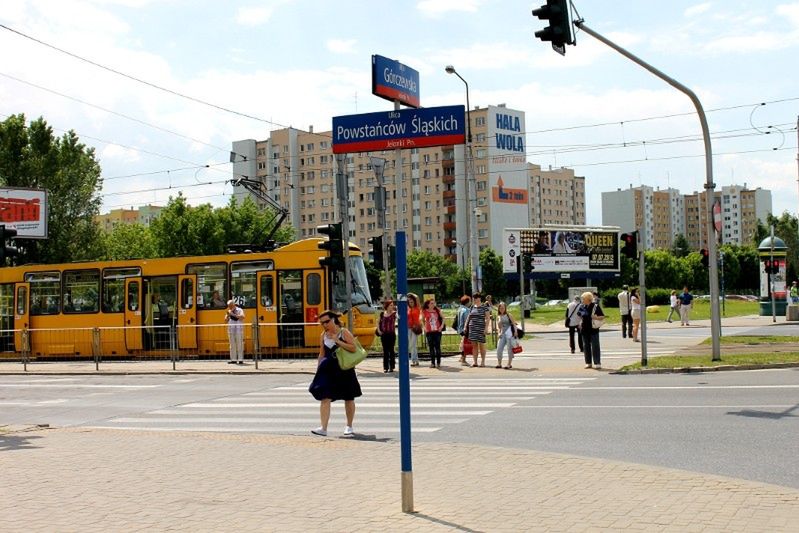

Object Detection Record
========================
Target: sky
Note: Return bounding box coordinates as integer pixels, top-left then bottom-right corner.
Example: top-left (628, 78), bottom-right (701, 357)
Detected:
top-left (1, 0), bottom-right (798, 227)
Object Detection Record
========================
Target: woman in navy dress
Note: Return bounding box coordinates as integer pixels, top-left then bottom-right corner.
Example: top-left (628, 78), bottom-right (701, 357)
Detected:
top-left (308, 310), bottom-right (362, 437)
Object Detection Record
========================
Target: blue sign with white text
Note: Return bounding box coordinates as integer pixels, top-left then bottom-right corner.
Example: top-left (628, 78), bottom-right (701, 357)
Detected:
top-left (372, 55), bottom-right (420, 108)
top-left (333, 105), bottom-right (465, 154)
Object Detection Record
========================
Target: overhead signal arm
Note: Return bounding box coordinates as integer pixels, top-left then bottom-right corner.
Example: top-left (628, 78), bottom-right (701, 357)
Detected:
top-left (230, 176), bottom-right (289, 246)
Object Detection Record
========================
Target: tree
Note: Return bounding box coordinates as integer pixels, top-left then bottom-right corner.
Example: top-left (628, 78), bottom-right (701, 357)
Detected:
top-left (670, 233), bottom-right (691, 258)
top-left (405, 249), bottom-right (460, 297)
top-left (215, 196), bottom-right (294, 248)
top-left (102, 222), bottom-right (158, 260)
top-left (479, 248), bottom-right (507, 300)
top-left (0, 114), bottom-right (103, 264)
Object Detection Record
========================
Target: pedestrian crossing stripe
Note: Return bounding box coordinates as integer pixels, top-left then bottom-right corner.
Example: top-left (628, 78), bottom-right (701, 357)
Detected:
top-left (82, 376), bottom-right (596, 435)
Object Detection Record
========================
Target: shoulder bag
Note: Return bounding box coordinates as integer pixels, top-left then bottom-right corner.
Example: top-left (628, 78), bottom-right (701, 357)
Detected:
top-left (336, 336), bottom-right (368, 370)
top-left (591, 305), bottom-right (605, 330)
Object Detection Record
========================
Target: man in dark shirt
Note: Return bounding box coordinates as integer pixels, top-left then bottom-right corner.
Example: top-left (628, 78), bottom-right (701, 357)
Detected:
top-left (678, 286), bottom-right (693, 326)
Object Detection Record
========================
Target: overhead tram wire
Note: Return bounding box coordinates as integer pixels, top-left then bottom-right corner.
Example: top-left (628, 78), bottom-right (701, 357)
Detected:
top-left (0, 71), bottom-right (229, 152)
top-left (0, 23), bottom-right (330, 138)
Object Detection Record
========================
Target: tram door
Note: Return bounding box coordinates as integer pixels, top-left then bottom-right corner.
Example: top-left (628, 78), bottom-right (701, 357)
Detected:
top-left (278, 270), bottom-right (304, 347)
top-left (304, 269), bottom-right (323, 346)
top-left (177, 274), bottom-right (197, 350)
top-left (256, 272), bottom-right (277, 349)
top-left (124, 278), bottom-right (143, 351)
top-left (14, 282), bottom-right (30, 353)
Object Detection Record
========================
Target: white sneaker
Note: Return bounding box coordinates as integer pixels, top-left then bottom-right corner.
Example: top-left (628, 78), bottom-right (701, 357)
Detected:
top-left (343, 426), bottom-right (354, 437)
top-left (311, 427), bottom-right (327, 436)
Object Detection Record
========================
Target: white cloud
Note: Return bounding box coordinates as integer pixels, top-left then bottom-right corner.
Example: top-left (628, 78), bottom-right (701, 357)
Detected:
top-left (417, 0), bottom-right (483, 17)
top-left (100, 144), bottom-right (142, 164)
top-left (235, 6), bottom-right (274, 26)
top-left (326, 38), bottom-right (357, 54)
top-left (684, 2), bottom-right (713, 18)
top-left (777, 3), bottom-right (799, 28)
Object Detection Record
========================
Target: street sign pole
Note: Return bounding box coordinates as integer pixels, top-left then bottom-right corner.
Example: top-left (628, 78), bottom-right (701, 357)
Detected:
top-left (395, 230), bottom-right (414, 513)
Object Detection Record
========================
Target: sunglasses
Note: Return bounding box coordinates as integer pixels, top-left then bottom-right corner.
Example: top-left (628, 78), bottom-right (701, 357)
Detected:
top-left (319, 319), bottom-right (331, 325)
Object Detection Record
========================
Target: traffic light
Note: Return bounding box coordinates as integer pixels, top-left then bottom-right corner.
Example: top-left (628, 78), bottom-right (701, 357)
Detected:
top-left (700, 248), bottom-right (709, 268)
top-left (620, 232), bottom-right (638, 259)
top-left (317, 223), bottom-right (345, 271)
top-left (522, 252), bottom-right (534, 275)
top-left (764, 259), bottom-right (779, 274)
top-left (532, 0), bottom-right (574, 49)
top-left (0, 225), bottom-right (18, 265)
top-left (368, 235), bottom-right (383, 269)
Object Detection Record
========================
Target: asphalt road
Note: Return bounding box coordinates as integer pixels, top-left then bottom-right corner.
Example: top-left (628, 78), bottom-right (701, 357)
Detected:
top-left (3, 366), bottom-right (798, 489)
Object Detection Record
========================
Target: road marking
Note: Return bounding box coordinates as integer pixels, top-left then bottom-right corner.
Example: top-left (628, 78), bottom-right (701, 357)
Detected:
top-left (510, 404), bottom-right (798, 409)
top-left (568, 385), bottom-right (799, 390)
top-left (37, 399), bottom-right (69, 404)
top-left (152, 409), bottom-right (494, 416)
top-left (84, 425), bottom-right (443, 434)
top-left (110, 416), bottom-right (469, 424)
top-left (279, 385), bottom-right (571, 391)
top-left (182, 402), bottom-right (519, 408)
top-left (0, 378), bottom-right (79, 384)
top-left (0, 384), bottom-right (160, 389)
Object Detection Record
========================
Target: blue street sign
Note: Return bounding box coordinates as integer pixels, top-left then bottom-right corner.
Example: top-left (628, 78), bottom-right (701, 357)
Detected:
top-left (332, 105), bottom-right (465, 154)
top-left (372, 55), bottom-right (420, 108)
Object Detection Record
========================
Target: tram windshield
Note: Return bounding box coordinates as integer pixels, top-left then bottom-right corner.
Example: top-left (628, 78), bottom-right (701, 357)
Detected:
top-left (331, 256), bottom-right (373, 311)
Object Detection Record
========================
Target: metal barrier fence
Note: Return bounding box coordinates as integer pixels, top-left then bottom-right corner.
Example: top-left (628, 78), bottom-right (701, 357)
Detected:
top-left (2, 323), bottom-right (498, 371)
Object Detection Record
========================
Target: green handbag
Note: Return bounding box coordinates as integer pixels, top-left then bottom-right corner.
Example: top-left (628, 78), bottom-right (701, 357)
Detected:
top-left (336, 338), bottom-right (368, 370)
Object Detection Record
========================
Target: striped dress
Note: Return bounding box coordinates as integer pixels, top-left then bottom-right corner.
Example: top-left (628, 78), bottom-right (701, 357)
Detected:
top-left (467, 303), bottom-right (489, 344)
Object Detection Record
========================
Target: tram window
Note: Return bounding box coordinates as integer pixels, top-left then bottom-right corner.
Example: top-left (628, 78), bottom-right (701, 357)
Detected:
top-left (187, 263), bottom-right (226, 309)
top-left (63, 270), bottom-right (100, 314)
top-left (102, 267), bottom-right (140, 313)
top-left (26, 271), bottom-right (61, 316)
top-left (0, 284), bottom-right (13, 334)
top-left (180, 278), bottom-right (194, 309)
top-left (231, 261), bottom-right (272, 309)
top-left (127, 281), bottom-right (139, 312)
top-left (16, 286), bottom-right (27, 315)
top-left (260, 276), bottom-right (273, 307)
top-left (307, 273), bottom-right (321, 305)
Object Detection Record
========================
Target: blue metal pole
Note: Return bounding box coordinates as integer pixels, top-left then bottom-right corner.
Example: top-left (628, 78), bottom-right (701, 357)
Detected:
top-left (396, 230), bottom-right (414, 512)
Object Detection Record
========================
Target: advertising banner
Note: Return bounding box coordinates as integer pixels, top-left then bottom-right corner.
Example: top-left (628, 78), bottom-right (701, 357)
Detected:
top-left (503, 227), bottom-right (619, 273)
top-left (487, 105), bottom-right (528, 252)
top-left (332, 105), bottom-right (465, 154)
top-left (371, 55), bottom-right (420, 108)
top-left (0, 187), bottom-right (48, 238)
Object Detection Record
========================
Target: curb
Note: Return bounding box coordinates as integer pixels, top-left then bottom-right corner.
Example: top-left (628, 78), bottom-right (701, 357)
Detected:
top-left (614, 361), bottom-right (799, 374)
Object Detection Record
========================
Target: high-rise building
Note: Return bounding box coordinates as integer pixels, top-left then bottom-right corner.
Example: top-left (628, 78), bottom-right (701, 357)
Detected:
top-left (602, 184), bottom-right (770, 250)
top-left (231, 105), bottom-right (586, 269)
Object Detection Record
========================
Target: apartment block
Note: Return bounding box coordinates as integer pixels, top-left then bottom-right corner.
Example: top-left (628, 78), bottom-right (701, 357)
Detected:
top-left (96, 204), bottom-right (163, 232)
top-left (231, 105), bottom-right (585, 265)
top-left (603, 184), bottom-right (770, 250)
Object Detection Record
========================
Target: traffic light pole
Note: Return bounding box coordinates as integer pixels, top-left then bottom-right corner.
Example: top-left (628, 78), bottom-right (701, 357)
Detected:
top-left (335, 154), bottom-right (353, 328)
top-left (574, 20), bottom-right (721, 361)
top-left (638, 243), bottom-right (648, 367)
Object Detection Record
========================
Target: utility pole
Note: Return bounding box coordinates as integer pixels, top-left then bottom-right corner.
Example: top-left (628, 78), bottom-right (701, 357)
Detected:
top-left (574, 20), bottom-right (721, 362)
top-left (335, 154), bottom-right (353, 328)
top-left (371, 157), bottom-right (391, 300)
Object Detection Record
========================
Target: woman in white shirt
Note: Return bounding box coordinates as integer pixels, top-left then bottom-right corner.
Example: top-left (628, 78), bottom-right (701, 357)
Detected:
top-left (630, 288), bottom-right (641, 342)
top-left (666, 289), bottom-right (679, 323)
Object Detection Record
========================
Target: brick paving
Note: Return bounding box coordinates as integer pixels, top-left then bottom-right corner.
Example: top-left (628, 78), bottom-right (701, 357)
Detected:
top-left (2, 426), bottom-right (798, 532)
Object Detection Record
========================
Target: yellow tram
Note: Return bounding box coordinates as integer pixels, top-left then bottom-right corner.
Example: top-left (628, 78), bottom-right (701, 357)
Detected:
top-left (0, 238), bottom-right (376, 359)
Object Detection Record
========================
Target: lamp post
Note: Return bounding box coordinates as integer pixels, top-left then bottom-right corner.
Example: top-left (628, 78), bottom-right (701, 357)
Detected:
top-left (445, 65), bottom-right (480, 293)
top-left (452, 239), bottom-right (468, 295)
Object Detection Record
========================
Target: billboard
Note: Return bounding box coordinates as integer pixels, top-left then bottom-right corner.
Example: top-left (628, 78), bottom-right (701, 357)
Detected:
top-left (371, 55), bottom-right (420, 108)
top-left (503, 227), bottom-right (620, 274)
top-left (0, 187), bottom-right (48, 238)
top-left (332, 105), bottom-right (465, 154)
top-left (487, 105), bottom-right (528, 252)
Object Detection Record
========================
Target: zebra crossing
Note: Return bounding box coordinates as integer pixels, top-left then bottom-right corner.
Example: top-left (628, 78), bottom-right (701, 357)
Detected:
top-left (86, 376), bottom-right (597, 435)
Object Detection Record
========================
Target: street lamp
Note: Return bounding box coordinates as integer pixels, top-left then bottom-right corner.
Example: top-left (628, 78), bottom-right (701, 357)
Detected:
top-left (451, 239), bottom-right (468, 295)
top-left (445, 64), bottom-right (480, 293)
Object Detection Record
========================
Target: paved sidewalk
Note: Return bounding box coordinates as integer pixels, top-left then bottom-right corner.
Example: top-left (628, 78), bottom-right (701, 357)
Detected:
top-left (0, 314), bottom-right (792, 376)
top-left (2, 425), bottom-right (798, 532)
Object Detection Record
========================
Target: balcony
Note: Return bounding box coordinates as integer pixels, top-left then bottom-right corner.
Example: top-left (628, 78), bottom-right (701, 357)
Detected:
top-left (443, 190), bottom-right (455, 200)
top-left (443, 221), bottom-right (456, 231)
